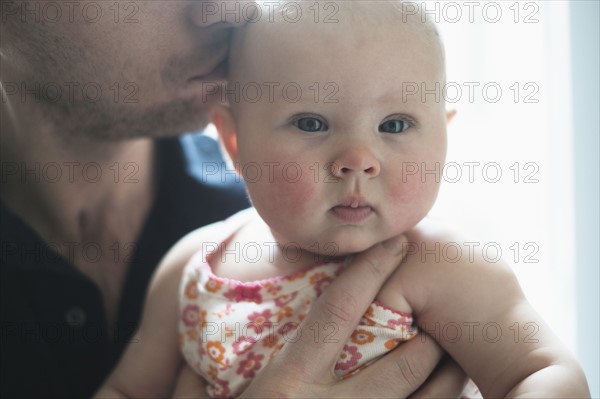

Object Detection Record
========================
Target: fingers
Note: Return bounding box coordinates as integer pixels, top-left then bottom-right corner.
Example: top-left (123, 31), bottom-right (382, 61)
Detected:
top-left (336, 332), bottom-right (444, 398)
top-left (278, 235), bottom-right (408, 381)
top-left (409, 356), bottom-right (469, 399)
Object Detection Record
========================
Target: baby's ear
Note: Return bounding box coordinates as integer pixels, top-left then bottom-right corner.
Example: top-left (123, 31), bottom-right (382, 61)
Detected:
top-left (211, 105), bottom-right (239, 168)
top-left (446, 109), bottom-right (457, 124)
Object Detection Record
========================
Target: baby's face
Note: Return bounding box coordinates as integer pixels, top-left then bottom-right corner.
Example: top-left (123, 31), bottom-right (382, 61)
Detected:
top-left (223, 2), bottom-right (448, 255)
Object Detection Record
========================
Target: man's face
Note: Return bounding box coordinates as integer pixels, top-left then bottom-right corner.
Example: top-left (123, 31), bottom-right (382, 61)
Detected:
top-left (224, 4), bottom-right (449, 255)
top-left (0, 0), bottom-right (256, 139)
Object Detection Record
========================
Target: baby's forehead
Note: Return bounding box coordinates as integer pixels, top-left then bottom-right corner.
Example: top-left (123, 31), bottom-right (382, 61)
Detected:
top-left (229, 1), bottom-right (444, 83)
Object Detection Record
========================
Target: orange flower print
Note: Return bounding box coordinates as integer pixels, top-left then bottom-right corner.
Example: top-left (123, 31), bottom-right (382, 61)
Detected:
top-left (205, 278), bottom-right (223, 293)
top-left (263, 281), bottom-right (282, 295)
top-left (208, 364), bottom-right (218, 380)
top-left (275, 306), bottom-right (293, 322)
top-left (262, 334), bottom-right (279, 348)
top-left (277, 322), bottom-right (299, 337)
top-left (269, 343), bottom-right (284, 361)
top-left (184, 280), bottom-right (199, 299)
top-left (274, 292), bottom-right (297, 308)
top-left (207, 340), bottom-right (226, 364)
top-left (186, 328), bottom-right (198, 342)
top-left (385, 339), bottom-right (401, 350)
top-left (351, 329), bottom-right (375, 345)
top-left (309, 272), bottom-right (328, 285)
top-left (287, 270), bottom-right (308, 281)
top-left (341, 364), bottom-right (368, 380)
top-left (361, 305), bottom-right (377, 326)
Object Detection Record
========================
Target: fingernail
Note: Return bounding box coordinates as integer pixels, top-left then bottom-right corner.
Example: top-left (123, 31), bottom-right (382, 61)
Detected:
top-left (382, 235), bottom-right (407, 256)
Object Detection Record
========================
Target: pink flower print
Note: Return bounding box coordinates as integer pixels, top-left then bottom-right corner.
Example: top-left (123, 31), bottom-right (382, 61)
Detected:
top-left (211, 377), bottom-right (231, 399)
top-left (387, 313), bottom-right (413, 328)
top-left (247, 309), bottom-right (273, 333)
top-left (314, 277), bottom-right (332, 297)
top-left (236, 352), bottom-right (264, 379)
top-left (335, 345), bottom-right (362, 371)
top-left (310, 272), bottom-right (332, 296)
top-left (274, 292), bottom-right (297, 308)
top-left (223, 303), bottom-right (234, 316)
top-left (182, 305), bottom-right (200, 327)
top-left (232, 337), bottom-right (255, 355)
top-left (224, 284), bottom-right (263, 303)
top-left (207, 340), bottom-right (226, 364)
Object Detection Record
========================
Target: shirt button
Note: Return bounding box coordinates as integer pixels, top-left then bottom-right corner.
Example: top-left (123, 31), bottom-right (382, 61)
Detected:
top-left (65, 306), bottom-right (87, 328)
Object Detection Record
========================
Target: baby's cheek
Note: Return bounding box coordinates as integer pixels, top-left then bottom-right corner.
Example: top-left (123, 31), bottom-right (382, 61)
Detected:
top-left (246, 163), bottom-right (318, 215)
top-left (270, 167), bottom-right (319, 211)
top-left (388, 172), bottom-right (440, 221)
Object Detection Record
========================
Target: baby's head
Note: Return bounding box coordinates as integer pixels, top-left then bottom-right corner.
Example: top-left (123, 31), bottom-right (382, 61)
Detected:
top-left (214, 1), bottom-right (453, 255)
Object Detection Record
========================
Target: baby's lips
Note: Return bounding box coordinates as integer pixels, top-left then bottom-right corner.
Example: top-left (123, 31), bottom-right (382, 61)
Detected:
top-left (336, 195), bottom-right (371, 208)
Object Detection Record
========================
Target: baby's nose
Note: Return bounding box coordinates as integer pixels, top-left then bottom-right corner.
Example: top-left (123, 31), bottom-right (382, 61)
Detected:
top-left (330, 146), bottom-right (381, 179)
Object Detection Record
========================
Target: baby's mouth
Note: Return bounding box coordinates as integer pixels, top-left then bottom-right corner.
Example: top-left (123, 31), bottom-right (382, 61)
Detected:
top-left (330, 197), bottom-right (374, 223)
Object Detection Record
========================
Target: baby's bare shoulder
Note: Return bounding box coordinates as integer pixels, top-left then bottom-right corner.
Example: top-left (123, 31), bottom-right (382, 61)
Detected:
top-left (378, 218), bottom-right (522, 316)
top-left (152, 208), bottom-right (257, 288)
top-left (150, 221), bottom-right (225, 289)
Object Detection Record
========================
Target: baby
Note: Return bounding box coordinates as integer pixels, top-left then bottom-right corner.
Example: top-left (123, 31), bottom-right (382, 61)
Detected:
top-left (97, 1), bottom-right (589, 398)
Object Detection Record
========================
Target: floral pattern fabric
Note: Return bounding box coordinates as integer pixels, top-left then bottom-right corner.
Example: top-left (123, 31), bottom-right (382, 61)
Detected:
top-left (178, 211), bottom-right (421, 398)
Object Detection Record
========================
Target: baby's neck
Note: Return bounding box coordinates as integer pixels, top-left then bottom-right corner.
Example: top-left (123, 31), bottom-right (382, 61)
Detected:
top-left (209, 214), bottom-right (347, 282)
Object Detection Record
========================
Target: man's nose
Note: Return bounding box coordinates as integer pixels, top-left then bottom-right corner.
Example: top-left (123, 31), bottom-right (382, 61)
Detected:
top-left (189, 1), bottom-right (259, 28)
top-left (330, 145), bottom-right (381, 179)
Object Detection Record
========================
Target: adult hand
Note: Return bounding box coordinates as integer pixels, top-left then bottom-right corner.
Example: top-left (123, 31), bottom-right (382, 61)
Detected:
top-left (239, 235), bottom-right (468, 398)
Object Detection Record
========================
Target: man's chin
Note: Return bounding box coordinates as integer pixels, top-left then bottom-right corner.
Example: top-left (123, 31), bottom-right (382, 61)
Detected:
top-left (56, 100), bottom-right (212, 141)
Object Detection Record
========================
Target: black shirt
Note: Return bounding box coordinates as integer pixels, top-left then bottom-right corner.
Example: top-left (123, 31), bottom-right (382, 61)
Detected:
top-left (0, 135), bottom-right (250, 398)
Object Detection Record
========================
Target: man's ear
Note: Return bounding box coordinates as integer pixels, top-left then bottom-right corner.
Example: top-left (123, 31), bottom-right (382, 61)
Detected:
top-left (212, 105), bottom-right (240, 169)
top-left (446, 109), bottom-right (457, 124)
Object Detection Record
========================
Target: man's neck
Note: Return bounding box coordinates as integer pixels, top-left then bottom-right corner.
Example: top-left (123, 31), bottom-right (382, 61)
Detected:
top-left (1, 122), bottom-right (156, 247)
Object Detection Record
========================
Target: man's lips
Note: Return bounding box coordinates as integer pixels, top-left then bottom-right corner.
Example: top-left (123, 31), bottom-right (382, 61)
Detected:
top-left (188, 54), bottom-right (228, 83)
top-left (188, 58), bottom-right (228, 83)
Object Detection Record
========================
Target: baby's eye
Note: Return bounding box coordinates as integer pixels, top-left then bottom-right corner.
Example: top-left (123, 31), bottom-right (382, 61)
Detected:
top-left (379, 119), bottom-right (411, 134)
top-left (294, 117), bottom-right (328, 132)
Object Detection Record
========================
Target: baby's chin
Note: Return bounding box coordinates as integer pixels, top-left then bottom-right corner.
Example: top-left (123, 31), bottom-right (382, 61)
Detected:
top-left (308, 235), bottom-right (399, 258)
